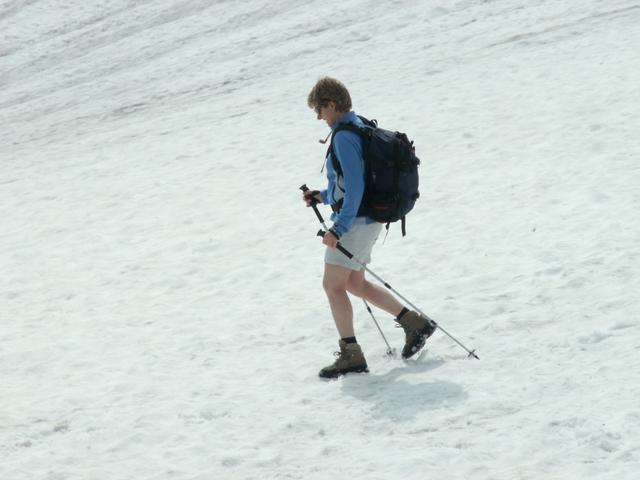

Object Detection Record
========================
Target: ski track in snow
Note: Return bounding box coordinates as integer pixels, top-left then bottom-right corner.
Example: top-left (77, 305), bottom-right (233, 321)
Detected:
top-left (1, 0), bottom-right (639, 479)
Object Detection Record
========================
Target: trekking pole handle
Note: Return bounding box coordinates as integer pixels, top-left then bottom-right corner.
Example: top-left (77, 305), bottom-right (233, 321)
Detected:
top-left (300, 184), bottom-right (327, 227)
top-left (316, 230), bottom-right (353, 259)
top-left (299, 184), bottom-right (320, 206)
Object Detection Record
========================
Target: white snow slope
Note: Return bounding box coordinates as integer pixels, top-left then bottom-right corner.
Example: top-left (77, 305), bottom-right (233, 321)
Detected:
top-left (2, 1), bottom-right (640, 479)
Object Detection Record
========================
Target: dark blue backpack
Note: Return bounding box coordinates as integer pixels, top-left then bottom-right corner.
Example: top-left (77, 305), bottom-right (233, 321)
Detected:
top-left (328, 116), bottom-right (420, 236)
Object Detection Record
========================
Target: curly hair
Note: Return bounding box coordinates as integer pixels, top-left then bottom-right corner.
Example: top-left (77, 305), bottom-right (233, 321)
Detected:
top-left (307, 77), bottom-right (352, 113)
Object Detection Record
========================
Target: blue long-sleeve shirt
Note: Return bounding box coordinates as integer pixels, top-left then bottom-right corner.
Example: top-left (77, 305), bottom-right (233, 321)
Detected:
top-left (319, 111), bottom-right (372, 236)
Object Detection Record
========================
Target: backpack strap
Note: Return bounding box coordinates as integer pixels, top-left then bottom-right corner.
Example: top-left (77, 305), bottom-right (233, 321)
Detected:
top-left (326, 117), bottom-right (376, 174)
top-left (327, 123), bottom-right (365, 174)
top-left (325, 117), bottom-right (382, 219)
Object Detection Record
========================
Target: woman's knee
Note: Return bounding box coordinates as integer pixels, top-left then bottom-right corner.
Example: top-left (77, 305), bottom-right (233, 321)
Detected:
top-left (323, 277), bottom-right (346, 296)
top-left (323, 268), bottom-right (348, 296)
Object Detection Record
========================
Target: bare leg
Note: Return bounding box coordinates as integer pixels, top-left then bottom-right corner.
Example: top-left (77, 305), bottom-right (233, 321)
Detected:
top-left (323, 263), bottom-right (356, 338)
top-left (346, 269), bottom-right (404, 317)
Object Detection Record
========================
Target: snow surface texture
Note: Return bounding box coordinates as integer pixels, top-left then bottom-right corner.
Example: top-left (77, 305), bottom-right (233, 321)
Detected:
top-left (2, 1), bottom-right (639, 479)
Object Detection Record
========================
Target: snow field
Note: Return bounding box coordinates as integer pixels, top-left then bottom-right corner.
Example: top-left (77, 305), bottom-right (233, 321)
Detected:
top-left (2, 1), bottom-right (639, 479)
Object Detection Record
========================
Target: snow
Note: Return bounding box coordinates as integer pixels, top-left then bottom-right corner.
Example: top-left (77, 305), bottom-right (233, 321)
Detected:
top-left (2, 0), bottom-right (639, 478)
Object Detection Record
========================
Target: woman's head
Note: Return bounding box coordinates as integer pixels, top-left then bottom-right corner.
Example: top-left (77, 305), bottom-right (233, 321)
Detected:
top-left (307, 77), bottom-right (352, 114)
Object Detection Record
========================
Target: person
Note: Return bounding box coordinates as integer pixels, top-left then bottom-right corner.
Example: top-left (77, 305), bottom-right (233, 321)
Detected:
top-left (303, 77), bottom-right (436, 379)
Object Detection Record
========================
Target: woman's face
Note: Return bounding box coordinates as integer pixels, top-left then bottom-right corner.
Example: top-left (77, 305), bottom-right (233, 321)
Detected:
top-left (316, 101), bottom-right (344, 127)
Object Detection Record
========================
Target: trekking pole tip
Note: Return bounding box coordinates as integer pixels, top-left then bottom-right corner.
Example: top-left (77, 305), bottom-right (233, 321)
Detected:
top-left (468, 349), bottom-right (480, 360)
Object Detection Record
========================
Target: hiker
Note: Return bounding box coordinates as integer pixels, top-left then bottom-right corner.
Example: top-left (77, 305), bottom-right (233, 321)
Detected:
top-left (303, 77), bottom-right (436, 378)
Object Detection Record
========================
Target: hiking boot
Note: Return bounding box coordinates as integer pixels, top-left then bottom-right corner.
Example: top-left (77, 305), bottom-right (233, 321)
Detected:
top-left (318, 340), bottom-right (369, 379)
top-left (397, 311), bottom-right (437, 358)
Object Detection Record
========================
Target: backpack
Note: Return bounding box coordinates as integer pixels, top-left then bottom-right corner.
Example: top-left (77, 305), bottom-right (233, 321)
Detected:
top-left (328, 116), bottom-right (420, 236)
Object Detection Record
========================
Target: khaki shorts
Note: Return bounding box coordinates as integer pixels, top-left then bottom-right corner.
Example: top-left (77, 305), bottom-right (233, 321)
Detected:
top-left (325, 218), bottom-right (383, 271)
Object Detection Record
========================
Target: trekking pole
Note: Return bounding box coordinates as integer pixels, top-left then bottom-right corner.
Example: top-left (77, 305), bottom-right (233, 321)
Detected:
top-left (300, 184), bottom-right (479, 360)
top-left (363, 301), bottom-right (396, 357)
top-left (300, 184), bottom-right (396, 357)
